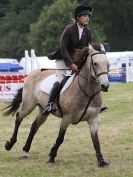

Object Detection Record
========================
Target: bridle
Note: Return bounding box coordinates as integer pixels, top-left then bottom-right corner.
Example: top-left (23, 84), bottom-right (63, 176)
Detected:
top-left (91, 51), bottom-right (108, 78)
top-left (74, 51), bottom-right (108, 124)
top-left (78, 51), bottom-right (108, 95)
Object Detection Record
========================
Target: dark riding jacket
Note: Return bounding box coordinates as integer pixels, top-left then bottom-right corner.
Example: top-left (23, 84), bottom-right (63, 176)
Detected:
top-left (47, 22), bottom-right (92, 67)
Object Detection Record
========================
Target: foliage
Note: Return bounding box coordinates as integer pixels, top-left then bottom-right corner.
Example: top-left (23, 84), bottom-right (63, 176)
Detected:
top-left (0, 0), bottom-right (53, 59)
top-left (89, 22), bottom-right (106, 43)
top-left (28, 0), bottom-right (78, 55)
top-left (78, 0), bottom-right (133, 51)
top-left (0, 0), bottom-right (9, 18)
top-left (89, 0), bottom-right (133, 51)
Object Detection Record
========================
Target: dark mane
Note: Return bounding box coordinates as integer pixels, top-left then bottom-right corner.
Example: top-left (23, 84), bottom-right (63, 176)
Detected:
top-left (91, 43), bottom-right (102, 52)
top-left (73, 47), bottom-right (89, 69)
top-left (73, 43), bottom-right (104, 70)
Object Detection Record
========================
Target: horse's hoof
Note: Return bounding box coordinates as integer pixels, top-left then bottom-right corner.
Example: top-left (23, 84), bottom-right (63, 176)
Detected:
top-left (5, 141), bottom-right (13, 151)
top-left (98, 160), bottom-right (109, 167)
top-left (22, 151), bottom-right (29, 159)
top-left (47, 157), bottom-right (55, 163)
top-left (22, 156), bottom-right (29, 159)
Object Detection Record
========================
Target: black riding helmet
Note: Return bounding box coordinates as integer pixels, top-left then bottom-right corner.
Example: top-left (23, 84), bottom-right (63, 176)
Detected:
top-left (74, 5), bottom-right (93, 19)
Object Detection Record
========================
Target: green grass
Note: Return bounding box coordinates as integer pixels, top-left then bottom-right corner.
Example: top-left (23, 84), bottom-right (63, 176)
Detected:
top-left (0, 83), bottom-right (133, 177)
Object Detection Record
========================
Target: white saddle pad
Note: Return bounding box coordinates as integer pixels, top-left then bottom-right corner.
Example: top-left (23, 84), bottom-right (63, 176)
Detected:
top-left (40, 74), bottom-right (75, 94)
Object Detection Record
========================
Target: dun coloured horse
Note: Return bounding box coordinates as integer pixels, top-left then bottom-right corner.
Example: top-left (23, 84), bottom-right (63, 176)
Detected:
top-left (3, 44), bottom-right (110, 167)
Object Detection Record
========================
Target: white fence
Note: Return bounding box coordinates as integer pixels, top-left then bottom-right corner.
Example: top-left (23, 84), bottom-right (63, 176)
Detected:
top-left (19, 49), bottom-right (56, 74)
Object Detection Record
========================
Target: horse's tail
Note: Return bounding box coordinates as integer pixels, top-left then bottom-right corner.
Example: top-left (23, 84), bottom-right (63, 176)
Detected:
top-left (2, 87), bottom-right (23, 116)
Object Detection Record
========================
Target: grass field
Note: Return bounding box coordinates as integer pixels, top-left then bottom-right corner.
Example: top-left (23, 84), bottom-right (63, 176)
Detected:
top-left (0, 83), bottom-right (133, 177)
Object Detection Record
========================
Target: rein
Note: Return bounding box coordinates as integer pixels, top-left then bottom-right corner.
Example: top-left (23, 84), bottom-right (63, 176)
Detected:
top-left (73, 51), bottom-right (107, 124)
top-left (73, 90), bottom-right (100, 125)
top-left (74, 73), bottom-right (100, 125)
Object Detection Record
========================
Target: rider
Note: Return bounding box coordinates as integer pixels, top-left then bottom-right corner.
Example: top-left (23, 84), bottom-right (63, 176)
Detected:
top-left (43, 5), bottom-right (107, 114)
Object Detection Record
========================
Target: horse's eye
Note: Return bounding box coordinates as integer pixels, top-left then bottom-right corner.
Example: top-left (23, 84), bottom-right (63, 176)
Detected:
top-left (93, 63), bottom-right (97, 66)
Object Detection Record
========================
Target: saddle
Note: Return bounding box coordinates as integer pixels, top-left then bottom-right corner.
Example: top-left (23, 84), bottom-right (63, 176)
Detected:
top-left (40, 74), bottom-right (75, 95)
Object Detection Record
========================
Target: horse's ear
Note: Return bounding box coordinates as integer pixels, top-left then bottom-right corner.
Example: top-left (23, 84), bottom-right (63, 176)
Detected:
top-left (100, 44), bottom-right (106, 52)
top-left (88, 43), bottom-right (94, 52)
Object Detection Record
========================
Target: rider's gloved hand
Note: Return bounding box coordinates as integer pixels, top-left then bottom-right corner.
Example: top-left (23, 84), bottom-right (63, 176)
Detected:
top-left (70, 63), bottom-right (79, 73)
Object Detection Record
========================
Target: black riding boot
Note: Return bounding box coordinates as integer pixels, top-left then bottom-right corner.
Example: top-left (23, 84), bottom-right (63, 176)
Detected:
top-left (43, 81), bottom-right (60, 114)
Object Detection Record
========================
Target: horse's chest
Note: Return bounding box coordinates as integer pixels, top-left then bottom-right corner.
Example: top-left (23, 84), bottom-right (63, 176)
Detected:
top-left (68, 104), bottom-right (100, 125)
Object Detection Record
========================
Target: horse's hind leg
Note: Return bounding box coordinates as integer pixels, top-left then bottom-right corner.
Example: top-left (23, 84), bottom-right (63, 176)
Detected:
top-left (23, 106), bottom-right (48, 157)
top-left (5, 99), bottom-right (37, 151)
top-left (88, 117), bottom-right (109, 167)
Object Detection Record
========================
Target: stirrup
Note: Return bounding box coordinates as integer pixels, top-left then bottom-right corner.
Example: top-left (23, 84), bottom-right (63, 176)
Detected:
top-left (42, 102), bottom-right (57, 114)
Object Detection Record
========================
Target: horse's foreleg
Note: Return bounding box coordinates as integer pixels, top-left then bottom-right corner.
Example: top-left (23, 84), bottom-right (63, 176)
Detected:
top-left (89, 117), bottom-right (109, 167)
top-left (5, 112), bottom-right (22, 151)
top-left (48, 128), bottom-right (66, 163)
top-left (48, 118), bottom-right (70, 163)
top-left (23, 109), bottom-right (48, 157)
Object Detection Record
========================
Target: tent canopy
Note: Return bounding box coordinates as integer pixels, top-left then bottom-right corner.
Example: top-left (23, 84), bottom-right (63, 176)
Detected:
top-left (0, 63), bottom-right (23, 72)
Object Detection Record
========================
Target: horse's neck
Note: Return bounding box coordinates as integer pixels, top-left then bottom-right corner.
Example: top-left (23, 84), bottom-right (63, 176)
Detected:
top-left (79, 64), bottom-right (91, 91)
top-left (78, 61), bottom-right (99, 95)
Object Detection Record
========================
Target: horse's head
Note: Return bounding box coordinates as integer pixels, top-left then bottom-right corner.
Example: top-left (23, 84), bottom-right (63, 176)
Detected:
top-left (87, 44), bottom-right (110, 92)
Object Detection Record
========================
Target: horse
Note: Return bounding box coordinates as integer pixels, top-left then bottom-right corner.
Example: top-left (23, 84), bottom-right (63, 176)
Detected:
top-left (3, 44), bottom-right (110, 167)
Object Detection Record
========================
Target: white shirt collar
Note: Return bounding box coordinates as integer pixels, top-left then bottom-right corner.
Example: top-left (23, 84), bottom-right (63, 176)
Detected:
top-left (77, 23), bottom-right (84, 40)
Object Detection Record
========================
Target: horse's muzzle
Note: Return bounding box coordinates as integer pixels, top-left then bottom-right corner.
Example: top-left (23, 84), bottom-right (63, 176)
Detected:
top-left (100, 83), bottom-right (109, 92)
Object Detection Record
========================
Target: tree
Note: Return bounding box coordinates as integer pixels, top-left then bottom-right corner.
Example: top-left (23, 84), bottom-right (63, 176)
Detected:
top-left (77, 0), bottom-right (133, 51)
top-left (29, 0), bottom-right (78, 55)
top-left (0, 0), bottom-right (53, 59)
top-left (89, 0), bottom-right (133, 51)
top-left (0, 0), bottom-right (9, 18)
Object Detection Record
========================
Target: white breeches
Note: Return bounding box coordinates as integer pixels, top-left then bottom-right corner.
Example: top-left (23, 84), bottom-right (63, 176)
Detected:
top-left (55, 60), bottom-right (71, 83)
